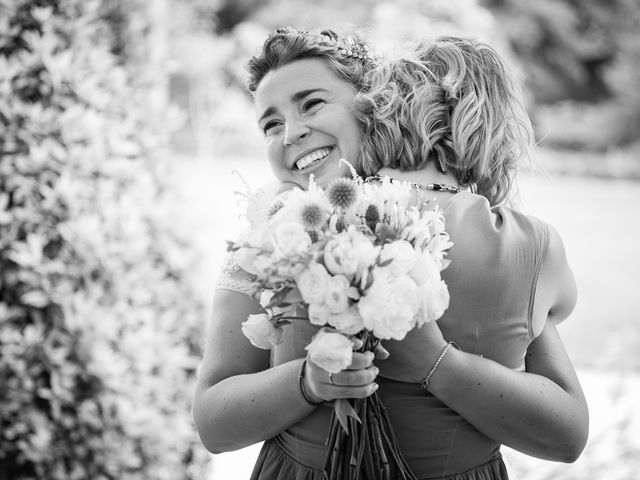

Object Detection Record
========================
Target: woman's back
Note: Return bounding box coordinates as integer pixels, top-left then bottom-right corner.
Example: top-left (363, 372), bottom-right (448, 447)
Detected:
top-left (261, 190), bottom-right (552, 479)
top-left (378, 190), bottom-right (550, 477)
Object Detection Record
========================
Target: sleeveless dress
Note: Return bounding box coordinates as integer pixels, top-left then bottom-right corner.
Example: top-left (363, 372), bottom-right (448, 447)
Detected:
top-left (217, 191), bottom-right (553, 480)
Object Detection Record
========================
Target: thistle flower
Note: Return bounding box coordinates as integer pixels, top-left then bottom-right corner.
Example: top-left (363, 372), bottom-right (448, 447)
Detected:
top-left (364, 204), bottom-right (379, 231)
top-left (300, 202), bottom-right (326, 230)
top-left (326, 177), bottom-right (358, 210)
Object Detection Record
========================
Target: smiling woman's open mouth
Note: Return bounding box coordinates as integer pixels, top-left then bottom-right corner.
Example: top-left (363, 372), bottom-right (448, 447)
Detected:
top-left (296, 147), bottom-right (334, 170)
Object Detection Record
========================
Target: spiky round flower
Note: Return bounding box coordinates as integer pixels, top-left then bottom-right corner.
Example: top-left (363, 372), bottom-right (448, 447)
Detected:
top-left (300, 202), bottom-right (326, 230)
top-left (326, 177), bottom-right (358, 210)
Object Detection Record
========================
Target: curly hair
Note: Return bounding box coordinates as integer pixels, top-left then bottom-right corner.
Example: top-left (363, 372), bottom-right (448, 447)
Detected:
top-left (356, 37), bottom-right (535, 205)
top-left (246, 27), bottom-right (375, 94)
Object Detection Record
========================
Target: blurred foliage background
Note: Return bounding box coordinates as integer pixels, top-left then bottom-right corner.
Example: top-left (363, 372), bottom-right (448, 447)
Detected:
top-left (0, 0), bottom-right (638, 479)
top-left (169, 0), bottom-right (640, 175)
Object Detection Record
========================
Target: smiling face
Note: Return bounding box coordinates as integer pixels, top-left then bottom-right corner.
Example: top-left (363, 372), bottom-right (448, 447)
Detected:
top-left (254, 58), bottom-right (362, 189)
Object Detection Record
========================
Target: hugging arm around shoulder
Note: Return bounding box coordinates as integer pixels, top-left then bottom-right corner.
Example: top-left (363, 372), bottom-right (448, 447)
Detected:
top-left (423, 320), bottom-right (588, 462)
top-left (192, 265), bottom-right (317, 454)
top-left (420, 222), bottom-right (587, 461)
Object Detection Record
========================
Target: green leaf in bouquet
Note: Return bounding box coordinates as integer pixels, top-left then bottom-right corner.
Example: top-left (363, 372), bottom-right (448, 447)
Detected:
top-left (334, 398), bottom-right (361, 433)
top-left (376, 257), bottom-right (393, 268)
top-left (265, 285), bottom-right (293, 308)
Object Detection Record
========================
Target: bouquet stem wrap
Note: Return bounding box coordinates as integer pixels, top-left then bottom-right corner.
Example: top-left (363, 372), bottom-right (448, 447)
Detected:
top-left (322, 334), bottom-right (417, 480)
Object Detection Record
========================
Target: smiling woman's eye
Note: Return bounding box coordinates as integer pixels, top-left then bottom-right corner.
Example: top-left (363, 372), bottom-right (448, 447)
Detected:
top-left (262, 120), bottom-right (283, 135)
top-left (302, 98), bottom-right (324, 112)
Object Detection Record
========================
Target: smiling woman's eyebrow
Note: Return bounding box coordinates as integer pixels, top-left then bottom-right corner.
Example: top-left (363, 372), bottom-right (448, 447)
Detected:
top-left (258, 106), bottom-right (276, 124)
top-left (291, 88), bottom-right (328, 103)
top-left (258, 88), bottom-right (329, 124)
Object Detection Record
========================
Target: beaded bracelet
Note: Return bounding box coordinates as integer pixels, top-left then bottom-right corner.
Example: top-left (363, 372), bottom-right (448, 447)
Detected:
top-left (298, 359), bottom-right (324, 406)
top-left (420, 341), bottom-right (459, 391)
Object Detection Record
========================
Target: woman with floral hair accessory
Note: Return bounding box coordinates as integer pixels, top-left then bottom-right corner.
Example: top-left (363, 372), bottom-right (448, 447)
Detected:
top-left (192, 31), bottom-right (588, 480)
top-left (193, 27), bottom-right (384, 479)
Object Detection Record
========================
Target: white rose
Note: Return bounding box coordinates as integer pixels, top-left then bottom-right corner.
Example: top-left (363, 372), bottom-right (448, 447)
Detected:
top-left (328, 305), bottom-right (364, 335)
top-left (305, 330), bottom-right (353, 374)
top-left (297, 262), bottom-right (331, 304)
top-left (324, 275), bottom-right (358, 314)
top-left (241, 314), bottom-right (283, 349)
top-left (273, 222), bottom-right (311, 257)
top-left (417, 279), bottom-right (450, 326)
top-left (409, 250), bottom-right (441, 286)
top-left (323, 235), bottom-right (359, 278)
top-left (275, 260), bottom-right (306, 279)
top-left (358, 269), bottom-right (419, 340)
top-left (352, 235), bottom-right (380, 283)
top-left (379, 240), bottom-right (417, 277)
top-left (308, 302), bottom-right (330, 326)
top-left (323, 227), bottom-right (379, 281)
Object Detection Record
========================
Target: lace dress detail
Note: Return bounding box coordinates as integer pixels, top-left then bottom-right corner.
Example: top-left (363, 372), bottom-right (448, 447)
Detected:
top-left (215, 251), bottom-right (259, 298)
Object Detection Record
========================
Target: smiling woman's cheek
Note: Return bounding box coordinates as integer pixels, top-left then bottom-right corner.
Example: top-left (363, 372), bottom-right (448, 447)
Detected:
top-left (266, 141), bottom-right (290, 183)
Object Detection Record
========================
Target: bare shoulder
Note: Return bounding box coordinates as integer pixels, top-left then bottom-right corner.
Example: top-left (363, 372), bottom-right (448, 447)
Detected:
top-left (536, 223), bottom-right (577, 325)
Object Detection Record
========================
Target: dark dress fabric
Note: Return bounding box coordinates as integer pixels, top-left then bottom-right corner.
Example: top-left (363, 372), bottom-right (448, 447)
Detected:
top-left (244, 191), bottom-right (555, 479)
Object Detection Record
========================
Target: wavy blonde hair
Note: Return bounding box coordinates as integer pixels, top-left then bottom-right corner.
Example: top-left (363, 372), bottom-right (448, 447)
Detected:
top-left (356, 37), bottom-right (535, 205)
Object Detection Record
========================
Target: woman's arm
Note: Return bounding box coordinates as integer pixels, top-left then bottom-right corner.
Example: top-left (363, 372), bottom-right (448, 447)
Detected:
top-left (380, 320), bottom-right (587, 462)
top-left (378, 225), bottom-right (588, 462)
top-left (425, 322), bottom-right (588, 462)
top-left (193, 289), bottom-right (311, 453)
top-left (192, 288), bottom-right (378, 453)
top-left (430, 225), bottom-right (587, 460)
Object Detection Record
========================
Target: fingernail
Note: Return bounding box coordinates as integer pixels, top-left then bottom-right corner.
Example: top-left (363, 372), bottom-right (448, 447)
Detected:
top-left (372, 383), bottom-right (379, 391)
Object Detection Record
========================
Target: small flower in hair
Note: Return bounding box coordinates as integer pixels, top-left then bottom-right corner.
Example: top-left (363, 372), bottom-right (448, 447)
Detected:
top-left (326, 177), bottom-right (358, 210)
top-left (273, 26), bottom-right (376, 65)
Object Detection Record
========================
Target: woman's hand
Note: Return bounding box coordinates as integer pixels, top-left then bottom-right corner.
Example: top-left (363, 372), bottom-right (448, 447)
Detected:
top-left (377, 319), bottom-right (448, 383)
top-left (304, 351), bottom-right (380, 403)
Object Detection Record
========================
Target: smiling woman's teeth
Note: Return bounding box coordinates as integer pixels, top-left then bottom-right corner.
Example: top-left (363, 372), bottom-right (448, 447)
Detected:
top-left (296, 148), bottom-right (331, 170)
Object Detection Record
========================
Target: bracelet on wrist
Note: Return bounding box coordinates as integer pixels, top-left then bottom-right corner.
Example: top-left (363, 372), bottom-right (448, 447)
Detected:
top-left (420, 341), bottom-right (459, 391)
top-left (298, 359), bottom-right (324, 406)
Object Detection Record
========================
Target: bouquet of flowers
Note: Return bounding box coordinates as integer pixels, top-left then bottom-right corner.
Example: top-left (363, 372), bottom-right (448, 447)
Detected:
top-left (230, 169), bottom-right (452, 480)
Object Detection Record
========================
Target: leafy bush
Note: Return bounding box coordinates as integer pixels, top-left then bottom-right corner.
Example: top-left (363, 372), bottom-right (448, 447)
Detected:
top-left (0, 1), bottom-right (208, 478)
top-left (488, 0), bottom-right (640, 150)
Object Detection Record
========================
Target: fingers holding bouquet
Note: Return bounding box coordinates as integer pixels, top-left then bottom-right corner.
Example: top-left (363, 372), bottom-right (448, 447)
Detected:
top-left (305, 351), bottom-right (380, 402)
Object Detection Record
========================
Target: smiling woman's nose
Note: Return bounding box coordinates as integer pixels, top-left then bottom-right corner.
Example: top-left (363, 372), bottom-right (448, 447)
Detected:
top-left (283, 120), bottom-right (310, 146)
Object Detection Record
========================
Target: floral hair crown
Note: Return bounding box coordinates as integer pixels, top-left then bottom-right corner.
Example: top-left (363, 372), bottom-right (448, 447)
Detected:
top-left (274, 26), bottom-right (377, 64)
